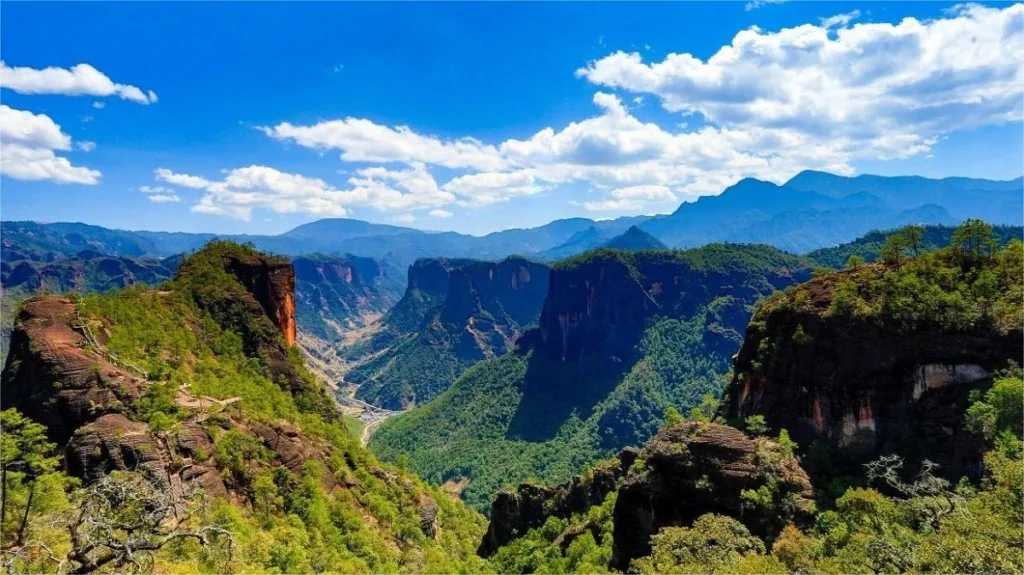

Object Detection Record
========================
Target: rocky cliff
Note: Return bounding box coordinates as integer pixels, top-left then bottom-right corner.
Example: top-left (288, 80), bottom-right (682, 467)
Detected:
top-left (475, 421), bottom-right (814, 571)
top-left (1, 296), bottom-right (148, 443)
top-left (221, 252), bottom-right (297, 346)
top-left (346, 256), bottom-right (550, 409)
top-left (725, 258), bottom-right (1023, 477)
top-left (610, 422), bottom-right (814, 570)
top-left (534, 248), bottom-right (808, 363)
top-left (0, 293), bottom-right (344, 500)
top-left (292, 254), bottom-right (403, 342)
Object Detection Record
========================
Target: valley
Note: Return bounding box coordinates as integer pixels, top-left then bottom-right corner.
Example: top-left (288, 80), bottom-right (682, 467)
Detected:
top-left (2, 174), bottom-right (1023, 574)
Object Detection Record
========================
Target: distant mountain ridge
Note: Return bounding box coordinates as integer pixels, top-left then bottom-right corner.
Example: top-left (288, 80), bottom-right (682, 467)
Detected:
top-left (6, 171), bottom-right (1018, 268)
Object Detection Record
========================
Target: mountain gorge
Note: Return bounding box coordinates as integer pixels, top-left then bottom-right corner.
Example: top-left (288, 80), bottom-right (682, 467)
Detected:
top-left (342, 256), bottom-right (550, 409)
top-left (369, 244), bottom-right (812, 510)
top-left (2, 171), bottom-right (1023, 574)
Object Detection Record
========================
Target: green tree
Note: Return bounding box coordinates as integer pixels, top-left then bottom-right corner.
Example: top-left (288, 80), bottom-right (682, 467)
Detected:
top-left (952, 219), bottom-right (996, 259)
top-left (745, 414), bottom-right (768, 436)
top-left (845, 255), bottom-right (865, 269)
top-left (664, 406), bottom-right (684, 428)
top-left (903, 225), bottom-right (925, 256)
top-left (632, 514), bottom-right (767, 574)
top-left (0, 409), bottom-right (63, 546)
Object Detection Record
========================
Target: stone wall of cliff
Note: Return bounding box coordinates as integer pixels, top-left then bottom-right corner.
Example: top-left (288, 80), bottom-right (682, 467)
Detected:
top-left (725, 266), bottom-right (1023, 477)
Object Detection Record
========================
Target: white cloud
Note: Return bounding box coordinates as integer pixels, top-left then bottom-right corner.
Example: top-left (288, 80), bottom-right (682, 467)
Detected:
top-left (76, 141), bottom-right (96, 152)
top-left (139, 185), bottom-right (173, 194)
top-left (259, 119), bottom-right (506, 171)
top-left (155, 168), bottom-right (213, 189)
top-left (0, 105), bottom-right (100, 184)
top-left (821, 10), bottom-right (860, 29)
top-left (0, 143), bottom-right (101, 184)
top-left (148, 193), bottom-right (180, 203)
top-left (158, 163), bottom-right (454, 220)
top-left (745, 0), bottom-right (786, 11)
top-left (429, 209), bottom-right (453, 218)
top-left (238, 5), bottom-right (1022, 219)
top-left (92, 101), bottom-right (105, 109)
top-left (0, 61), bottom-right (158, 104)
top-left (577, 4), bottom-right (1024, 156)
top-left (581, 185), bottom-right (677, 212)
top-left (0, 105), bottom-right (72, 150)
top-left (442, 170), bottom-right (546, 206)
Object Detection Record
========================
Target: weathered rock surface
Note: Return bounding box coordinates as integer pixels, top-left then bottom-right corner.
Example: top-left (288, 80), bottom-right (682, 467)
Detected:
top-left (533, 250), bottom-right (808, 363)
top-left (223, 254), bottom-right (297, 346)
top-left (610, 422), bottom-right (814, 570)
top-left (478, 447), bottom-right (638, 557)
top-left (725, 269), bottom-right (1023, 476)
top-left (1, 296), bottom-right (147, 442)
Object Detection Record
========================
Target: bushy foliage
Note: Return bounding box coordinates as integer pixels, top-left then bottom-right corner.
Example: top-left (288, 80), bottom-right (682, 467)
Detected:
top-left (3, 242), bottom-right (492, 574)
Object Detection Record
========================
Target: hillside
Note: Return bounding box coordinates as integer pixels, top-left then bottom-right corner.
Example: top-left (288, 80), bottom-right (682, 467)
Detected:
top-left (343, 256), bottom-right (550, 409)
top-left (477, 227), bottom-right (1024, 573)
top-left (369, 244), bottom-right (811, 511)
top-left (728, 228), bottom-right (1024, 482)
top-left (0, 248), bottom-right (180, 364)
top-left (0, 241), bottom-right (491, 574)
top-left (806, 224), bottom-right (1023, 268)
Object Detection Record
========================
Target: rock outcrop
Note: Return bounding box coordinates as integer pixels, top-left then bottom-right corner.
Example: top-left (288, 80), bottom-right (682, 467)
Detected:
top-left (610, 422), bottom-right (814, 570)
top-left (347, 256), bottom-right (550, 409)
top-left (725, 268), bottom-right (1023, 476)
top-left (0, 292), bottom-right (343, 498)
top-left (533, 249), bottom-right (808, 363)
top-left (222, 253), bottom-right (297, 346)
top-left (478, 447), bottom-right (638, 557)
top-left (1, 296), bottom-right (147, 442)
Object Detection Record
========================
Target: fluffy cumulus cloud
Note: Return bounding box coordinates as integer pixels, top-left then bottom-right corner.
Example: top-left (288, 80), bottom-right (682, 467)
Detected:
top-left (429, 209), bottom-right (454, 218)
top-left (155, 168), bottom-right (213, 189)
top-left (576, 4), bottom-right (1024, 155)
top-left (182, 4), bottom-right (1023, 219)
top-left (153, 163), bottom-right (457, 220)
top-left (0, 61), bottom-right (158, 103)
top-left (0, 105), bottom-right (100, 184)
top-left (259, 119), bottom-right (505, 171)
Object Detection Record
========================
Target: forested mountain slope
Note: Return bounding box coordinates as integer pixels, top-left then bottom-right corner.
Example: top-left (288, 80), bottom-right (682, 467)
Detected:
top-left (343, 256), bottom-right (550, 409)
top-left (0, 242), bottom-right (490, 574)
top-left (477, 225), bottom-right (1024, 574)
top-left (369, 244), bottom-right (811, 511)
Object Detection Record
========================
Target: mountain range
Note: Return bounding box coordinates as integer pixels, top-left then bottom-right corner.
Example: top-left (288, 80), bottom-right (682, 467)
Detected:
top-left (5, 171), bottom-right (1020, 270)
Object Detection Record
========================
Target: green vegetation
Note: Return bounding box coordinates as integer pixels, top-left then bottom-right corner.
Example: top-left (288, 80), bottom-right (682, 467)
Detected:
top-left (490, 491), bottom-right (618, 574)
top-left (2, 242), bottom-right (491, 574)
top-left (344, 257), bottom-right (548, 410)
top-left (630, 370), bottom-right (1024, 574)
top-left (806, 223), bottom-right (1022, 269)
top-left (371, 244), bottom-right (805, 512)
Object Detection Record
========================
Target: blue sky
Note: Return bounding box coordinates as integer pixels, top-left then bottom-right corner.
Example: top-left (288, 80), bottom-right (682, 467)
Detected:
top-left (1, 2), bottom-right (1021, 236)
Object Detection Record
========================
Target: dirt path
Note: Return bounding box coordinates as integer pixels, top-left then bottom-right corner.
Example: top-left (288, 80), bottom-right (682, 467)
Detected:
top-left (360, 416), bottom-right (385, 447)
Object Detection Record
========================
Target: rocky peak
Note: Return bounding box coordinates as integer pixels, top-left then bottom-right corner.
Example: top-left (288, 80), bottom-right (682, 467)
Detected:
top-left (222, 253), bottom-right (296, 346)
top-left (1, 296), bottom-right (148, 442)
top-left (611, 422), bottom-right (814, 570)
